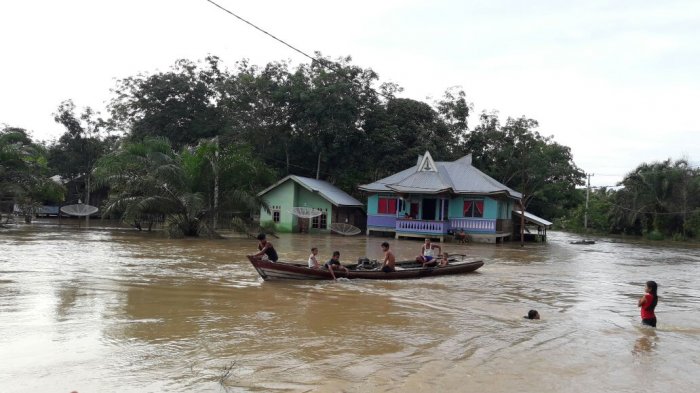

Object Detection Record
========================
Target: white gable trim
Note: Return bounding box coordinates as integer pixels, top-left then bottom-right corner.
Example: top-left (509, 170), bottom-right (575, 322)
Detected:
top-left (417, 151), bottom-right (438, 172)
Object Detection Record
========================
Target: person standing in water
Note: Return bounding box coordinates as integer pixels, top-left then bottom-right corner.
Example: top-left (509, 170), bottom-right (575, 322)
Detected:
top-left (254, 233), bottom-right (278, 262)
top-left (638, 280), bottom-right (658, 327)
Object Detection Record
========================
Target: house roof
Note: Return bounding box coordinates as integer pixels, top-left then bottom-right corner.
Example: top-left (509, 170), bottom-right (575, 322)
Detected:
top-left (358, 151), bottom-right (522, 199)
top-left (513, 209), bottom-right (553, 227)
top-left (258, 175), bottom-right (364, 207)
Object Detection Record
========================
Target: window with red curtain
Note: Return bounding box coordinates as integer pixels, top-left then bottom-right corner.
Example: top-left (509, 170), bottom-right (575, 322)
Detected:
top-left (463, 199), bottom-right (484, 218)
top-left (463, 200), bottom-right (472, 217)
top-left (378, 197), bottom-right (397, 214)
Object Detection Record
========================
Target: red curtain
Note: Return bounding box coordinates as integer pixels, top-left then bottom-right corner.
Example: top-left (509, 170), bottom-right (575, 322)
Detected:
top-left (388, 199), bottom-right (397, 214)
top-left (378, 198), bottom-right (388, 214)
top-left (475, 201), bottom-right (484, 217)
top-left (378, 198), bottom-right (397, 214)
top-left (463, 200), bottom-right (473, 217)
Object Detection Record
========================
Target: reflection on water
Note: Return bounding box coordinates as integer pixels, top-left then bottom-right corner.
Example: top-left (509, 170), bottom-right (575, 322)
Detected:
top-left (1, 222), bottom-right (700, 392)
top-left (633, 329), bottom-right (658, 355)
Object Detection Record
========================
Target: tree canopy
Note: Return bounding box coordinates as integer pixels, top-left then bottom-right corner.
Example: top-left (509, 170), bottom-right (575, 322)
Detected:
top-left (2, 54), bottom-right (613, 237)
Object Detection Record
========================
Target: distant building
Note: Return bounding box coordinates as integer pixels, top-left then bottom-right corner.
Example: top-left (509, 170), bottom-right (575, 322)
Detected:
top-left (258, 175), bottom-right (365, 233)
top-left (359, 151), bottom-right (549, 242)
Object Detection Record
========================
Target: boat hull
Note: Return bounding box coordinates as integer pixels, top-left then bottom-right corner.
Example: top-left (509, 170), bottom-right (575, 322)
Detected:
top-left (247, 256), bottom-right (483, 281)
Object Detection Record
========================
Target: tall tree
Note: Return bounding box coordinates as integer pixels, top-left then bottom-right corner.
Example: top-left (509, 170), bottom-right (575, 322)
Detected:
top-left (48, 100), bottom-right (113, 207)
top-left (287, 55), bottom-right (381, 180)
top-left (109, 56), bottom-right (226, 149)
top-left (462, 114), bottom-right (585, 217)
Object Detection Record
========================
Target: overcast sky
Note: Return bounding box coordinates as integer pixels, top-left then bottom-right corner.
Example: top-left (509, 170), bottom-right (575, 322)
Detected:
top-left (1, 0), bottom-right (698, 187)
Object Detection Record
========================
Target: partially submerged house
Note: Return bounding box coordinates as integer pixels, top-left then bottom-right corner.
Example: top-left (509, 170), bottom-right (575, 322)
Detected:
top-left (258, 175), bottom-right (365, 233)
top-left (359, 151), bottom-right (543, 242)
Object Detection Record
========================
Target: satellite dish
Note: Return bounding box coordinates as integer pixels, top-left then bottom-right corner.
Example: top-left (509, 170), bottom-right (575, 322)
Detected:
top-left (61, 203), bottom-right (99, 217)
top-left (289, 207), bottom-right (323, 218)
top-left (330, 223), bottom-right (361, 236)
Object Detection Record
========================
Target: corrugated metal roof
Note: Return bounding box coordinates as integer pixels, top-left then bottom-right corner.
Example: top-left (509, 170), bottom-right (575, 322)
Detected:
top-left (358, 152), bottom-right (522, 199)
top-left (258, 175), bottom-right (363, 207)
top-left (513, 209), bottom-right (553, 227)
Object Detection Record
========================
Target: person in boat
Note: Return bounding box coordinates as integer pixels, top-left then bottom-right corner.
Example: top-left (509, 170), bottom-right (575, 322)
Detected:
top-left (308, 247), bottom-right (320, 269)
top-left (524, 310), bottom-right (540, 320)
top-left (416, 238), bottom-right (442, 267)
top-left (438, 252), bottom-right (450, 267)
top-left (638, 280), bottom-right (658, 327)
top-left (380, 242), bottom-right (396, 273)
top-left (254, 233), bottom-right (278, 262)
top-left (324, 251), bottom-right (348, 280)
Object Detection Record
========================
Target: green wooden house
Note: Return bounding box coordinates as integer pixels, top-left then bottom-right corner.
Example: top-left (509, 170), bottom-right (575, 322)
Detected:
top-left (359, 151), bottom-right (533, 242)
top-left (258, 175), bottom-right (365, 233)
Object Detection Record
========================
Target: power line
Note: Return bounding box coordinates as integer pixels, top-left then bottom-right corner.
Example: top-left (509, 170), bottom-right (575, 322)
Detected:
top-left (202, 0), bottom-right (393, 100)
top-left (203, 0), bottom-right (317, 64)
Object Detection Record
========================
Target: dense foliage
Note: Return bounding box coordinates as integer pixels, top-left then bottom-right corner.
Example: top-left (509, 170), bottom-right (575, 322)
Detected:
top-left (561, 159), bottom-right (700, 239)
top-left (0, 127), bottom-right (64, 222)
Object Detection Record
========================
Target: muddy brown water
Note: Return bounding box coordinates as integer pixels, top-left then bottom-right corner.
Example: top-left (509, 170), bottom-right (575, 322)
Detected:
top-left (1, 222), bottom-right (699, 392)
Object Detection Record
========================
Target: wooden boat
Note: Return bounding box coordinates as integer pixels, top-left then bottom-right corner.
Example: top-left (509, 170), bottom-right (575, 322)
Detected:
top-left (247, 255), bottom-right (484, 281)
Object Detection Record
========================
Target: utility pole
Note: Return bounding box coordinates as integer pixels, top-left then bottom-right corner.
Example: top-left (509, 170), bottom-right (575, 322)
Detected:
top-left (213, 136), bottom-right (219, 230)
top-left (584, 173), bottom-right (593, 231)
top-left (519, 198), bottom-right (525, 247)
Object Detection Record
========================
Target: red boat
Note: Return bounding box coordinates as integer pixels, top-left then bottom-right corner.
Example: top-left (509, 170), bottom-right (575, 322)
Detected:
top-left (247, 255), bottom-right (484, 281)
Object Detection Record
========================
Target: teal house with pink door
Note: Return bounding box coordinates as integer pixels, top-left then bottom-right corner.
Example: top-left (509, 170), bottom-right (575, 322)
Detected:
top-left (359, 151), bottom-right (523, 242)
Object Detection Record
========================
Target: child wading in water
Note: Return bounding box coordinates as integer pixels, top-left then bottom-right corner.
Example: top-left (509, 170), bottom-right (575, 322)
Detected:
top-left (638, 281), bottom-right (659, 327)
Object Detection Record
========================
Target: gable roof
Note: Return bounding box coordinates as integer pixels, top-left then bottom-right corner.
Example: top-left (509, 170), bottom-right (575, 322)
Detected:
top-left (258, 175), bottom-right (364, 207)
top-left (358, 151), bottom-right (522, 199)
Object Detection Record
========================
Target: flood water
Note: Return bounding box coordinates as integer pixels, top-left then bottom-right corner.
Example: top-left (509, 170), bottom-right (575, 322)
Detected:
top-left (1, 222), bottom-right (700, 393)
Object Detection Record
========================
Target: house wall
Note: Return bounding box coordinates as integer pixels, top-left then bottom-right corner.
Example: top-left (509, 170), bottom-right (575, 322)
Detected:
top-left (260, 180), bottom-right (297, 232)
top-left (297, 187), bottom-right (333, 231)
top-left (333, 206), bottom-right (367, 230)
top-left (484, 198), bottom-right (498, 218)
top-left (367, 194), bottom-right (379, 215)
top-left (448, 196), bottom-right (512, 220)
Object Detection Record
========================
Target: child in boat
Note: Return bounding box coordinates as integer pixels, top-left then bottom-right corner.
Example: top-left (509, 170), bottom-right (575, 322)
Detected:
top-left (324, 251), bottom-right (348, 280)
top-left (438, 252), bottom-right (450, 267)
top-left (638, 281), bottom-right (658, 327)
top-left (380, 242), bottom-right (396, 273)
top-left (254, 233), bottom-right (278, 262)
top-left (308, 247), bottom-right (320, 269)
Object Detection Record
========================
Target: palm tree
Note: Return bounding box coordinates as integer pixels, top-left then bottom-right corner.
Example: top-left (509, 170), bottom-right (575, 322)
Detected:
top-left (94, 137), bottom-right (274, 238)
top-left (1, 127), bottom-right (64, 222)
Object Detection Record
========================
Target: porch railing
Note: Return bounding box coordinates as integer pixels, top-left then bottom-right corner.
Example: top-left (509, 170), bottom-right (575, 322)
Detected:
top-left (369, 215), bottom-right (499, 234)
top-left (449, 218), bottom-right (496, 233)
top-left (396, 218), bottom-right (449, 234)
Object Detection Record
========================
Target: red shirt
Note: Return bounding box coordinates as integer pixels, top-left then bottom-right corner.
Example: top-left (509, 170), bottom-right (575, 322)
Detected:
top-left (640, 293), bottom-right (656, 319)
